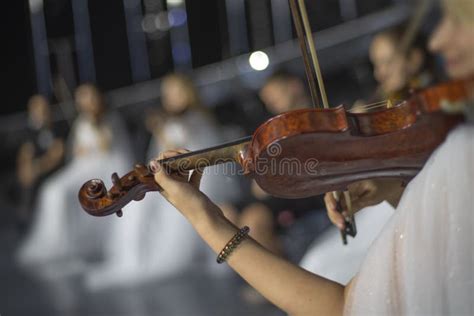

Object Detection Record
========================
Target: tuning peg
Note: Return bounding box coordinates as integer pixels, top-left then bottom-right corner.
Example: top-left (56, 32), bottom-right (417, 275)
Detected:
top-left (116, 210), bottom-right (123, 217)
top-left (111, 172), bottom-right (122, 190)
top-left (135, 164), bottom-right (150, 177)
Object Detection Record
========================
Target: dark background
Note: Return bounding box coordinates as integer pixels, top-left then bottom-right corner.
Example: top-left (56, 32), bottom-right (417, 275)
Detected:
top-left (0, 0), bottom-right (421, 227)
top-left (1, 0), bottom-right (398, 115)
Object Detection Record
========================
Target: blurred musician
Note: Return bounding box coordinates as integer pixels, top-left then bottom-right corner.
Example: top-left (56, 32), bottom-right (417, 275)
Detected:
top-left (352, 25), bottom-right (435, 114)
top-left (16, 95), bottom-right (64, 230)
top-left (17, 84), bottom-right (132, 268)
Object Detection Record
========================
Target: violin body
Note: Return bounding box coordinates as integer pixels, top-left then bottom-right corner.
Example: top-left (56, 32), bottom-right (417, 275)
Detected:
top-left (250, 105), bottom-right (461, 198)
top-left (250, 79), bottom-right (470, 198)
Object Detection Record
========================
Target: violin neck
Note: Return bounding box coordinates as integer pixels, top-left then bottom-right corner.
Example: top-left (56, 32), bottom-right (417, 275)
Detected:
top-left (158, 136), bottom-right (252, 171)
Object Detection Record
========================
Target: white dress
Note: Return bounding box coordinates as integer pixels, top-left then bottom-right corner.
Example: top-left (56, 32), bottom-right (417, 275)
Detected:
top-left (86, 110), bottom-right (241, 289)
top-left (345, 124), bottom-right (474, 315)
top-left (300, 201), bottom-right (395, 285)
top-left (17, 114), bottom-right (133, 269)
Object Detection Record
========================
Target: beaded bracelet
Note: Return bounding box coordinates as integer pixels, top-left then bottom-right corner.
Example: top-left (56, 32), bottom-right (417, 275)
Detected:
top-left (216, 226), bottom-right (250, 264)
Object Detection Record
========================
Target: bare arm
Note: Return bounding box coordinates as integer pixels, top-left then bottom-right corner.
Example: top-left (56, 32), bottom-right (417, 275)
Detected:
top-left (193, 201), bottom-right (344, 315)
top-left (17, 142), bottom-right (35, 186)
top-left (36, 139), bottom-right (64, 175)
top-left (17, 138), bottom-right (64, 186)
top-left (151, 150), bottom-right (345, 316)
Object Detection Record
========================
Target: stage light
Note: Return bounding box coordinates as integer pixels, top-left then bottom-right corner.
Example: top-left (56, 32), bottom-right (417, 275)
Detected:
top-left (155, 11), bottom-right (171, 31)
top-left (249, 51), bottom-right (269, 71)
top-left (141, 14), bottom-right (157, 33)
top-left (29, 0), bottom-right (44, 14)
top-left (167, 0), bottom-right (184, 6)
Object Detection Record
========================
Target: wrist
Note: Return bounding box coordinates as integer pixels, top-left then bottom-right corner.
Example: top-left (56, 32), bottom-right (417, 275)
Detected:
top-left (189, 197), bottom-right (229, 234)
top-left (189, 200), bottom-right (239, 255)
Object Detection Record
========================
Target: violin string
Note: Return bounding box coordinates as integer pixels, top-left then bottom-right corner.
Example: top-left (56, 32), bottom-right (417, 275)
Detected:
top-left (297, 0), bottom-right (329, 109)
top-left (349, 100), bottom-right (393, 113)
top-left (361, 101), bottom-right (389, 109)
top-left (364, 102), bottom-right (387, 110)
top-left (357, 103), bottom-right (390, 111)
top-left (360, 104), bottom-right (388, 110)
top-left (350, 102), bottom-right (386, 112)
top-left (349, 105), bottom-right (386, 113)
top-left (361, 99), bottom-right (402, 110)
top-left (357, 100), bottom-right (388, 108)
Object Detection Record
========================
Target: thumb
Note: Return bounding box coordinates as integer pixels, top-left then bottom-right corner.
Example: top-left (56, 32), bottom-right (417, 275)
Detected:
top-left (150, 160), bottom-right (174, 191)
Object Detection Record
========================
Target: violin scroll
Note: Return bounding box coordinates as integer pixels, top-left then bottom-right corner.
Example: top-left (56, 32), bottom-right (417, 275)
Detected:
top-left (78, 164), bottom-right (161, 217)
top-left (83, 179), bottom-right (107, 200)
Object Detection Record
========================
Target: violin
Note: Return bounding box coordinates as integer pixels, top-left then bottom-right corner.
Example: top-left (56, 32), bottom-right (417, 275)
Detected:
top-left (78, 78), bottom-right (470, 217)
top-left (78, 0), bottom-right (471, 245)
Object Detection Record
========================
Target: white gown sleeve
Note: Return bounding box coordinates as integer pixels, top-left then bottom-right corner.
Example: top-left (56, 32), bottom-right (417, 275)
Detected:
top-left (300, 201), bottom-right (394, 285)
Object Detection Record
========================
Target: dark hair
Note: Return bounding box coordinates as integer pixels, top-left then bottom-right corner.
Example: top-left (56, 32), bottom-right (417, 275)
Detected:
top-left (376, 25), bottom-right (429, 57)
top-left (374, 24), bottom-right (434, 73)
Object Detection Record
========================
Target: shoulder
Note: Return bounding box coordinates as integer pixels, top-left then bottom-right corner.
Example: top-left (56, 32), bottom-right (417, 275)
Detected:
top-left (448, 124), bottom-right (474, 141)
top-left (438, 124), bottom-right (474, 157)
top-left (412, 124), bottom-right (473, 191)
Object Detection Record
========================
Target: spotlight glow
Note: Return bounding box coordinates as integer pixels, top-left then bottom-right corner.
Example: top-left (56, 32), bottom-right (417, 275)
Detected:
top-left (155, 12), bottom-right (171, 31)
top-left (141, 14), bottom-right (157, 33)
top-left (166, 0), bottom-right (184, 6)
top-left (249, 51), bottom-right (269, 71)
